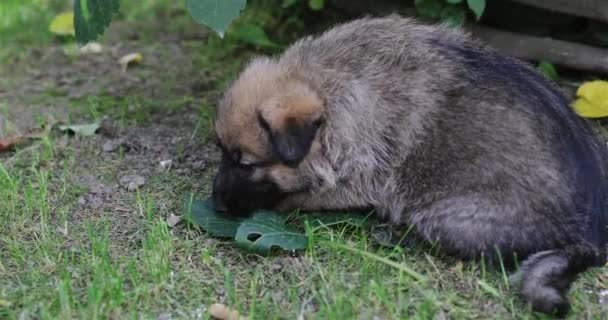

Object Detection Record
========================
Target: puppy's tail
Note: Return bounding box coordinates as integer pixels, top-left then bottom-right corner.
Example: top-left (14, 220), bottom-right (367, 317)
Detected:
top-left (510, 243), bottom-right (606, 317)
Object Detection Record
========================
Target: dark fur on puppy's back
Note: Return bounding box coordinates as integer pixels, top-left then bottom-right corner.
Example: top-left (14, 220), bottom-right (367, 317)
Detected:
top-left (212, 15), bottom-right (608, 316)
top-left (433, 36), bottom-right (608, 248)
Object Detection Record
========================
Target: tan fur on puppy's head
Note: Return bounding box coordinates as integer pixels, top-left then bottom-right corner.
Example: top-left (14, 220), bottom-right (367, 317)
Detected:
top-left (212, 58), bottom-right (324, 216)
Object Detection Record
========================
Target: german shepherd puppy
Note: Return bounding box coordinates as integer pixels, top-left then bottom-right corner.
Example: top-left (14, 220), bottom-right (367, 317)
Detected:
top-left (212, 15), bottom-right (608, 316)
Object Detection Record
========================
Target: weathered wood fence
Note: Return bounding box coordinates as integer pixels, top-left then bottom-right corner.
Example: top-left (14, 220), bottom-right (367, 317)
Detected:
top-left (329, 0), bottom-right (608, 75)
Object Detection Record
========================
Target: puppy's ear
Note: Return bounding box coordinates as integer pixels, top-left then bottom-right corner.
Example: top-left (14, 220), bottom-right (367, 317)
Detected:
top-left (258, 90), bottom-right (324, 167)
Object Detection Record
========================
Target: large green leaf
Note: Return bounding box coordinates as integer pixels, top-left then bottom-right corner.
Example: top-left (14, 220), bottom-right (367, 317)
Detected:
top-left (235, 211), bottom-right (308, 256)
top-left (184, 196), bottom-right (308, 255)
top-left (73, 0), bottom-right (119, 45)
top-left (185, 0), bottom-right (247, 38)
top-left (184, 196), bottom-right (243, 238)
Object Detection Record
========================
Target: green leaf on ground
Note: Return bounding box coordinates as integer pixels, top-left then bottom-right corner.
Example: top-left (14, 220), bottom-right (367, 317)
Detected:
top-left (185, 0), bottom-right (247, 38)
top-left (466, 0), bottom-right (486, 20)
top-left (185, 196), bottom-right (308, 255)
top-left (73, 0), bottom-right (119, 45)
top-left (58, 123), bottom-right (100, 136)
top-left (184, 196), bottom-right (243, 238)
top-left (235, 211), bottom-right (308, 256)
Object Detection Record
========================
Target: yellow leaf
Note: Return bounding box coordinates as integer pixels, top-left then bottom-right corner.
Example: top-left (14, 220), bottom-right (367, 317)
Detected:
top-left (49, 11), bottom-right (75, 36)
top-left (573, 80), bottom-right (608, 118)
top-left (118, 53), bottom-right (143, 71)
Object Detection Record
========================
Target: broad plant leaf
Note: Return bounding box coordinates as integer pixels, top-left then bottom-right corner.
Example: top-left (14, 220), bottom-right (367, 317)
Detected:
top-left (573, 80), bottom-right (608, 118)
top-left (184, 196), bottom-right (243, 238)
top-left (229, 23), bottom-right (280, 48)
top-left (440, 5), bottom-right (466, 27)
top-left (73, 0), bottom-right (119, 45)
top-left (184, 196), bottom-right (308, 256)
top-left (235, 211), bottom-right (308, 256)
top-left (49, 11), bottom-right (75, 36)
top-left (466, 0), bottom-right (486, 21)
top-left (415, 0), bottom-right (443, 19)
top-left (446, 0), bottom-right (463, 3)
top-left (185, 0), bottom-right (247, 38)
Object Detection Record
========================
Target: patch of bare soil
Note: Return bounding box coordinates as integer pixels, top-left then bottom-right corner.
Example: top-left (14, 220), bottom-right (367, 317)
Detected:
top-left (1, 22), bottom-right (224, 253)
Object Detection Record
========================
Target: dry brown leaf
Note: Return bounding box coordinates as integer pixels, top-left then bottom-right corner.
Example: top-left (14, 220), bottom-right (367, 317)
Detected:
top-left (0, 129), bottom-right (45, 153)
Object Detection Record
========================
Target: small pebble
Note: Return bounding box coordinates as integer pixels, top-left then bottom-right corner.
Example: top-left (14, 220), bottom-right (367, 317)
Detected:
top-left (209, 303), bottom-right (241, 320)
top-left (102, 140), bottom-right (120, 152)
top-left (120, 175), bottom-right (145, 191)
top-left (599, 289), bottom-right (608, 305)
top-left (166, 214), bottom-right (182, 228)
top-left (160, 159), bottom-right (173, 170)
top-left (157, 312), bottom-right (172, 320)
top-left (192, 304), bottom-right (207, 320)
top-left (79, 42), bottom-right (103, 54)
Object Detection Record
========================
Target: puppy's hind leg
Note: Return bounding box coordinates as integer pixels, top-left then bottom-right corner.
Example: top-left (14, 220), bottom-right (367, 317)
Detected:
top-left (510, 243), bottom-right (606, 317)
top-left (408, 194), bottom-right (605, 317)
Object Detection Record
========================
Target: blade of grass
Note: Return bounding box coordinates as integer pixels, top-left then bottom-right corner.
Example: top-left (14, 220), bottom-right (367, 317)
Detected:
top-left (322, 240), bottom-right (427, 282)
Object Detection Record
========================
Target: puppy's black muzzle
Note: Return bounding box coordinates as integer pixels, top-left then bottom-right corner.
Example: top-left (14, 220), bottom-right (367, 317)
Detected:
top-left (212, 163), bottom-right (285, 217)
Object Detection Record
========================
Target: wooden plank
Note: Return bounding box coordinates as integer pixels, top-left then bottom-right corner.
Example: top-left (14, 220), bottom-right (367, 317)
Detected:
top-left (327, 0), bottom-right (608, 74)
top-left (469, 25), bottom-right (608, 74)
top-left (508, 0), bottom-right (608, 22)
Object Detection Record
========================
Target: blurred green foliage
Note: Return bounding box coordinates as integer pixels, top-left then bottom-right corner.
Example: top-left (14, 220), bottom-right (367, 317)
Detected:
top-left (415, 0), bottom-right (486, 26)
top-left (0, 0), bottom-right (67, 45)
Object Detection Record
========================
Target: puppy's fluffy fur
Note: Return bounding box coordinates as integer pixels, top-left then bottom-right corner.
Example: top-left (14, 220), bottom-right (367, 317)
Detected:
top-left (212, 15), bottom-right (608, 316)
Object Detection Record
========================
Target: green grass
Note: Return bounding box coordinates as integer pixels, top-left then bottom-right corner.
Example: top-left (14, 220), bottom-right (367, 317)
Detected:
top-left (2, 148), bottom-right (605, 319)
top-left (1, 1), bottom-right (608, 319)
